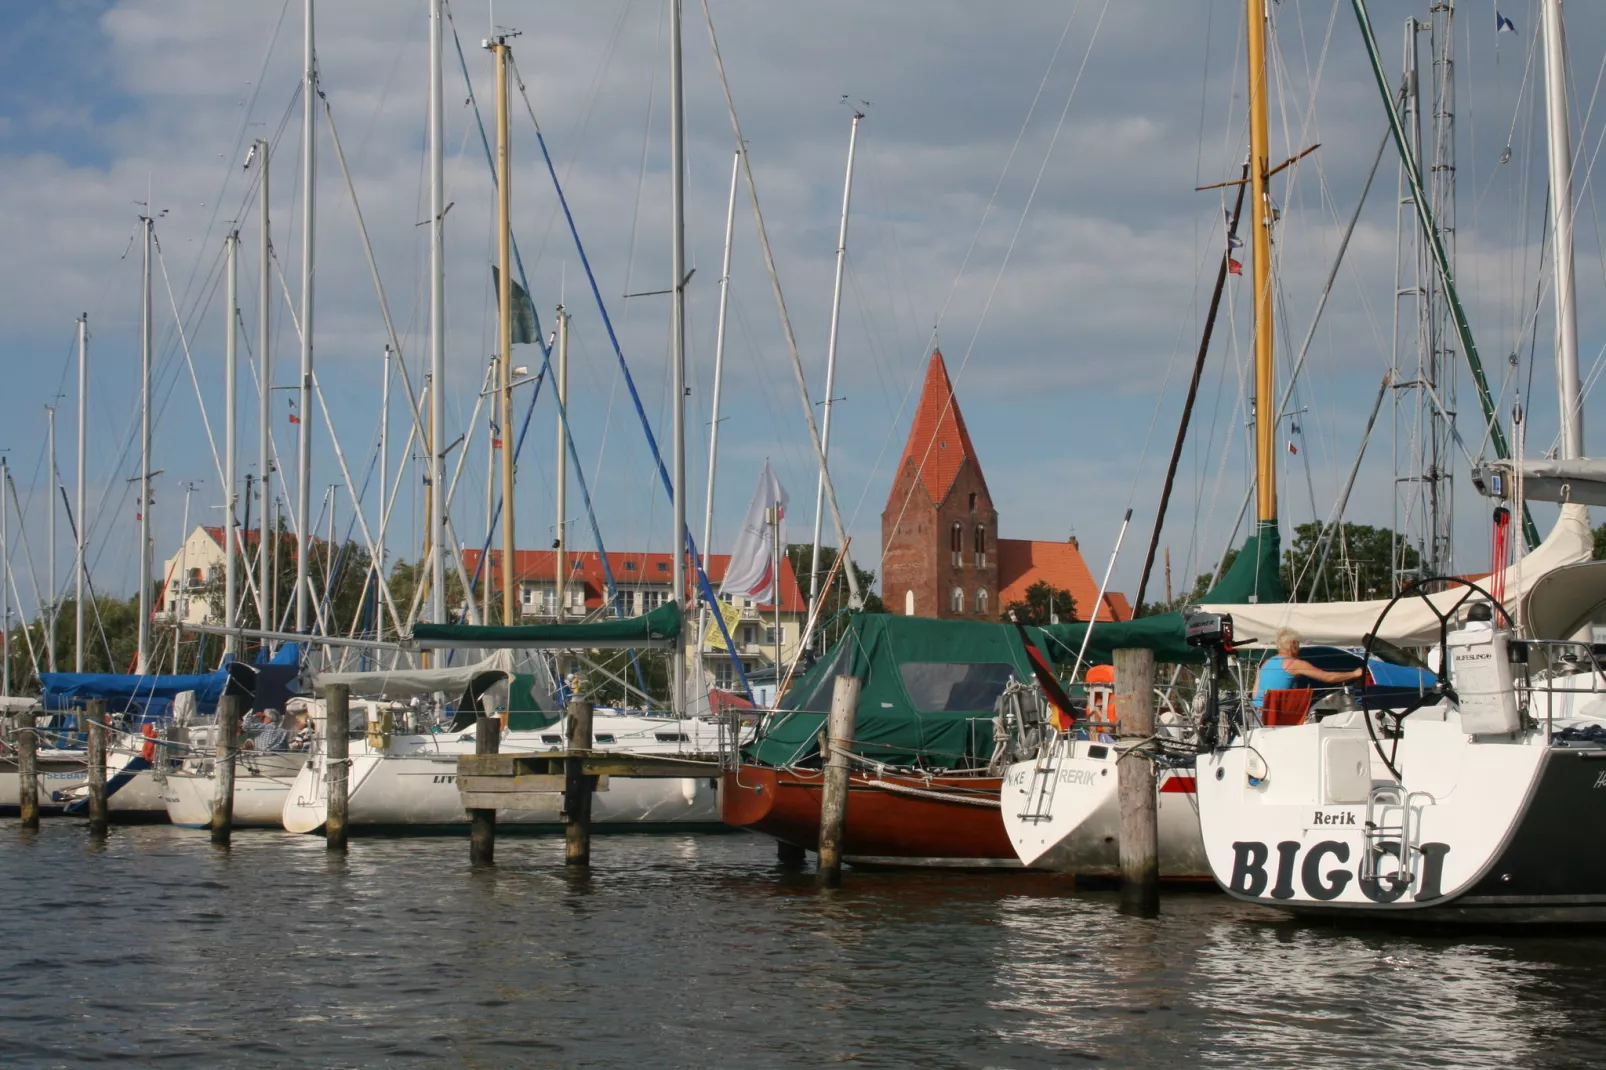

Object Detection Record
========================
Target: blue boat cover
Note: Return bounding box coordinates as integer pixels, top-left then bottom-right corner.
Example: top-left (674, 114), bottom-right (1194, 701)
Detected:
top-left (39, 662), bottom-right (257, 719)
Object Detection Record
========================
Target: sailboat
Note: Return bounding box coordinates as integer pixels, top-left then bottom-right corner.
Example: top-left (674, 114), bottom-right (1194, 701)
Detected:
top-left (1191, 0), bottom-right (1606, 922)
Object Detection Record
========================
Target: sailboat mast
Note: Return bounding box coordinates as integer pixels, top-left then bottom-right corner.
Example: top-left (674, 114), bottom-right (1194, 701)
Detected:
top-left (556, 307), bottom-right (569, 620)
top-left (494, 37), bottom-right (516, 625)
top-left (2, 456), bottom-right (8, 695)
top-left (1541, 0), bottom-right (1584, 459)
top-left (46, 405), bottom-right (56, 673)
top-left (428, 0), bottom-right (448, 622)
top-left (137, 215), bottom-right (154, 674)
top-left (295, 0), bottom-right (316, 634)
top-left (75, 313), bottom-right (86, 672)
top-left (699, 151), bottom-right (740, 654)
top-left (255, 139), bottom-right (271, 638)
top-left (1247, 0), bottom-right (1277, 523)
top-left (224, 230), bottom-right (239, 656)
top-left (669, 0), bottom-right (688, 719)
top-left (377, 344), bottom-right (389, 643)
top-left (808, 107), bottom-right (863, 608)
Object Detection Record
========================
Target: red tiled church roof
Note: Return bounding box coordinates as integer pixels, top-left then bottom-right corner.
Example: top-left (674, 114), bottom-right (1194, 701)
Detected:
top-left (896, 349), bottom-right (987, 505)
top-left (997, 538), bottom-right (1131, 623)
top-left (461, 549), bottom-right (806, 614)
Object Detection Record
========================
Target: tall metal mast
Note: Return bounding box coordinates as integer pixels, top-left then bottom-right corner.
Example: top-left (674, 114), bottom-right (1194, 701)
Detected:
top-left (295, 0), bottom-right (316, 634)
top-left (224, 230), bottom-right (240, 656)
top-left (698, 151), bottom-right (740, 656)
top-left (1247, 0), bottom-right (1277, 527)
top-left (1542, 0), bottom-right (1584, 459)
top-left (494, 35), bottom-right (516, 625)
top-left (254, 138), bottom-right (272, 635)
top-left (555, 306), bottom-right (569, 621)
top-left (1424, 2), bottom-right (1457, 572)
top-left (2, 455), bottom-right (8, 695)
top-left (808, 108), bottom-right (863, 608)
top-left (137, 215), bottom-right (154, 674)
top-left (75, 313), bottom-right (87, 672)
top-left (669, 0), bottom-right (689, 718)
top-left (428, 0), bottom-right (448, 622)
top-left (45, 405), bottom-right (56, 673)
top-left (377, 343), bottom-right (390, 643)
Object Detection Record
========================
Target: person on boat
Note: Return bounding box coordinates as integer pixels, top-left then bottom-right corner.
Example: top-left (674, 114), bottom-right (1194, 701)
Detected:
top-left (1252, 628), bottom-right (1364, 707)
top-left (243, 710), bottom-right (288, 752)
top-left (289, 713), bottom-right (314, 751)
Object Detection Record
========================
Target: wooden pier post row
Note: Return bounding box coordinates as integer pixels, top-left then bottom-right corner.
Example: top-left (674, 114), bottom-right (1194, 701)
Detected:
top-left (816, 674), bottom-right (862, 888)
top-left (211, 693), bottom-right (239, 845)
top-left (324, 683), bottom-right (349, 851)
top-left (469, 715), bottom-right (500, 866)
top-left (565, 698), bottom-right (595, 866)
top-left (1115, 648), bottom-right (1159, 918)
top-left (85, 699), bottom-right (108, 837)
top-left (14, 710), bottom-right (38, 830)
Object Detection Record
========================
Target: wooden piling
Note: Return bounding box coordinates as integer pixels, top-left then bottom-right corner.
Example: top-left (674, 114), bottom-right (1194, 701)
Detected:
top-left (1115, 647), bottom-right (1159, 917)
top-left (564, 698), bottom-right (594, 866)
top-left (85, 699), bottom-right (108, 837)
top-left (324, 683), bottom-right (349, 851)
top-left (211, 693), bottom-right (239, 845)
top-left (469, 715), bottom-right (500, 866)
top-left (816, 674), bottom-right (862, 888)
top-left (14, 710), bottom-right (38, 830)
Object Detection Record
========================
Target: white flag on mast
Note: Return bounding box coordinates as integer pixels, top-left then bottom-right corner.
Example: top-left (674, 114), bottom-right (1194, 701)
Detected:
top-left (720, 461), bottom-right (788, 605)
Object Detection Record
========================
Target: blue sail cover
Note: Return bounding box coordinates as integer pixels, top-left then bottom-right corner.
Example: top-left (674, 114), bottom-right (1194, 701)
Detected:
top-left (39, 663), bottom-right (255, 721)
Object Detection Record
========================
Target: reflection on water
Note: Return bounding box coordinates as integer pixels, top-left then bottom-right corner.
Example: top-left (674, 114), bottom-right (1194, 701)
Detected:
top-left (2, 823), bottom-right (1605, 1068)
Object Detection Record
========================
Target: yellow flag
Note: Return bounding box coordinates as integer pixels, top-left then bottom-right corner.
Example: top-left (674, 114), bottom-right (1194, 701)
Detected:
top-left (702, 599), bottom-right (743, 651)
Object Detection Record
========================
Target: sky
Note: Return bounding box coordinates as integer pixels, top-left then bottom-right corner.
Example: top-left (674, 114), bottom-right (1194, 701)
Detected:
top-left (0, 0), bottom-right (1602, 627)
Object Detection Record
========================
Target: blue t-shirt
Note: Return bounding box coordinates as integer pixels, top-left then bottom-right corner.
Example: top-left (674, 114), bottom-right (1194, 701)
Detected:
top-left (1253, 656), bottom-right (1299, 706)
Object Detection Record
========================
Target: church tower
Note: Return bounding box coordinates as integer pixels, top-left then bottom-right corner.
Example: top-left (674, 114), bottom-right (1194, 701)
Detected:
top-left (880, 350), bottom-right (999, 620)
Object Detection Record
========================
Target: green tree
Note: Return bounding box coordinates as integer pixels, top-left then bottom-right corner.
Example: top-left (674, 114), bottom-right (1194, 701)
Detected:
top-left (1002, 580), bottom-right (1077, 625)
top-left (783, 543), bottom-right (885, 651)
top-left (1593, 522), bottom-right (1606, 561)
top-left (1282, 522), bottom-right (1418, 602)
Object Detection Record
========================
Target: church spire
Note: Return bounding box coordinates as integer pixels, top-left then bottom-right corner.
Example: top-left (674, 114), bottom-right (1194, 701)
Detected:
top-left (896, 349), bottom-right (986, 504)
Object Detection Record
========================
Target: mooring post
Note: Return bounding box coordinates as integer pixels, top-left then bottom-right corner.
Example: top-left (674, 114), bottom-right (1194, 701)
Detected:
top-left (1115, 647), bottom-right (1159, 917)
top-left (816, 674), bottom-right (862, 888)
top-left (14, 710), bottom-right (38, 830)
top-left (470, 714), bottom-right (500, 866)
top-left (325, 683), bottom-right (349, 851)
top-left (85, 699), bottom-right (108, 837)
top-left (211, 693), bottom-right (239, 845)
top-left (564, 698), bottom-right (594, 866)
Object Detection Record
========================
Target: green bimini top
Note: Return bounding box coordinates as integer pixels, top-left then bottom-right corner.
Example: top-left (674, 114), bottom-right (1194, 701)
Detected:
top-left (410, 600), bottom-right (681, 650)
top-left (1038, 520), bottom-right (1285, 666)
top-left (745, 613), bottom-right (1054, 772)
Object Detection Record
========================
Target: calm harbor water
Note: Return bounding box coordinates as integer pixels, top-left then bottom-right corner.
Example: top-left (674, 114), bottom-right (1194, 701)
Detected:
top-left (3, 823), bottom-right (1606, 1068)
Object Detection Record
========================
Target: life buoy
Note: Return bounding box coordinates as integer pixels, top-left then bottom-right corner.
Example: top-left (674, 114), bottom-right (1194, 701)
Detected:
top-left (141, 722), bottom-right (158, 762)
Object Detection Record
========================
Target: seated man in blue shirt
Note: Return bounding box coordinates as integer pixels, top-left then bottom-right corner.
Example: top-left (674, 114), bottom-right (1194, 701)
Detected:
top-left (1253, 628), bottom-right (1364, 706)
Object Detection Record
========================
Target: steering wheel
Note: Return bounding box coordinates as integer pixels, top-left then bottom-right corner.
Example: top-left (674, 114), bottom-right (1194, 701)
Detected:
top-left (1359, 575), bottom-right (1513, 777)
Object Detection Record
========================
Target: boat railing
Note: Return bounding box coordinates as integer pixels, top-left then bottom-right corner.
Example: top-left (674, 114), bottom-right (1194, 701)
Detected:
top-left (1516, 639), bottom-right (1606, 743)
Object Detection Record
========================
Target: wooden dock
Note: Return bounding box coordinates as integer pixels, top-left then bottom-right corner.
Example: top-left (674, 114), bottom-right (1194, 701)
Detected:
top-left (455, 752), bottom-right (722, 811)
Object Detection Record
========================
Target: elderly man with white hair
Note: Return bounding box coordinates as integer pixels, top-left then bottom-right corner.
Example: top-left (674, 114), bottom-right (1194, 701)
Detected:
top-left (1251, 627), bottom-right (1365, 707)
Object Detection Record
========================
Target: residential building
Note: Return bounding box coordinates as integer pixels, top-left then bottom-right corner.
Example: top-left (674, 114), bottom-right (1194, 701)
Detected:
top-left (880, 349), bottom-right (1132, 624)
top-left (157, 525), bottom-right (262, 626)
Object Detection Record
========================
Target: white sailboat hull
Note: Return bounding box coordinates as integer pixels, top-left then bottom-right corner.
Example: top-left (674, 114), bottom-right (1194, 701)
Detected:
top-left (160, 751), bottom-right (310, 828)
top-left (1001, 739), bottom-right (1210, 878)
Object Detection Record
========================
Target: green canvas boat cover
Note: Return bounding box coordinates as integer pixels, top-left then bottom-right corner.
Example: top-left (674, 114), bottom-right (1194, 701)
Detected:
top-left (410, 601), bottom-right (681, 649)
top-left (745, 614), bottom-right (1054, 771)
top-left (1037, 520), bottom-right (1285, 666)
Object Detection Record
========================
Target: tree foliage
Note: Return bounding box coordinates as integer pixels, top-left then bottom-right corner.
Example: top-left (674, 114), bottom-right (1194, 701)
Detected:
top-left (1002, 580), bottom-right (1077, 625)
top-left (1283, 521), bottom-right (1418, 602)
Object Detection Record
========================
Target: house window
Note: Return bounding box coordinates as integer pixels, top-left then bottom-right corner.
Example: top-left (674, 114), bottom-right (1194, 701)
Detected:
top-left (624, 561), bottom-right (637, 572)
top-left (904, 589), bottom-right (915, 616)
top-left (713, 659), bottom-right (740, 689)
top-left (974, 525), bottom-right (987, 568)
top-left (976, 588), bottom-right (988, 615)
top-left (656, 561), bottom-right (669, 573)
top-left (950, 586), bottom-right (963, 613)
top-left (521, 584), bottom-right (536, 606)
top-left (950, 522), bottom-right (963, 567)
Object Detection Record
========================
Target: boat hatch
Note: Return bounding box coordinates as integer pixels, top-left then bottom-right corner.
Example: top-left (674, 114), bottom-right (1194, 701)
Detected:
top-left (595, 734), bottom-right (616, 744)
top-left (656, 732), bottom-right (689, 742)
top-left (541, 734), bottom-right (562, 745)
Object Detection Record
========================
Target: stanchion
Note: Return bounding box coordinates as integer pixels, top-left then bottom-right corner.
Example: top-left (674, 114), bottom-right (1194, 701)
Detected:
top-left (816, 674), bottom-right (862, 888)
top-left (211, 693), bottom-right (239, 845)
top-left (564, 698), bottom-right (594, 866)
top-left (470, 715), bottom-right (499, 866)
top-left (1115, 647), bottom-right (1159, 917)
top-left (85, 699), bottom-right (108, 838)
top-left (324, 684), bottom-right (349, 851)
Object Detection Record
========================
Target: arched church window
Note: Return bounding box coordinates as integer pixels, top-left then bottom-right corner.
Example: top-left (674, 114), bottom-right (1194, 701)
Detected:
top-left (974, 525), bottom-right (987, 567)
top-left (904, 589), bottom-right (915, 617)
top-left (976, 588), bottom-right (988, 614)
top-left (950, 522), bottom-right (963, 567)
top-left (950, 586), bottom-right (963, 613)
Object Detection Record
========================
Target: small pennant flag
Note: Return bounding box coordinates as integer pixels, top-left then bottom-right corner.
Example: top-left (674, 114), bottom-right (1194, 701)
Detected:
top-left (287, 399), bottom-right (301, 425)
top-left (1228, 258), bottom-right (1243, 276)
top-left (1228, 232), bottom-right (1243, 250)
top-left (1497, 12), bottom-right (1516, 34)
top-left (491, 264), bottom-right (539, 345)
top-left (1287, 441), bottom-right (1299, 455)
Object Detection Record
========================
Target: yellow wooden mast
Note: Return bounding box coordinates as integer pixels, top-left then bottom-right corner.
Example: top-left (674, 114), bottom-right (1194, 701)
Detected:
top-left (1247, 0), bottom-right (1277, 524)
